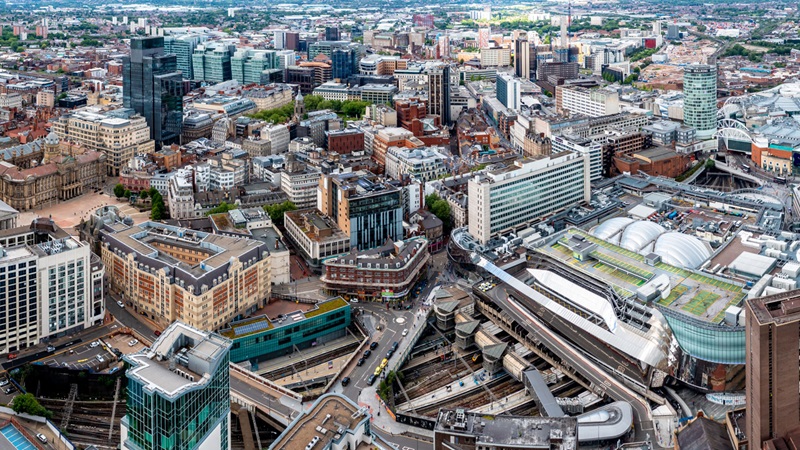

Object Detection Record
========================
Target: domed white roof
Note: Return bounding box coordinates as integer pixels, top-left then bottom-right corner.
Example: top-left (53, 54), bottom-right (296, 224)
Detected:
top-left (653, 232), bottom-right (710, 269)
top-left (592, 217), bottom-right (634, 244)
top-left (620, 221), bottom-right (665, 252)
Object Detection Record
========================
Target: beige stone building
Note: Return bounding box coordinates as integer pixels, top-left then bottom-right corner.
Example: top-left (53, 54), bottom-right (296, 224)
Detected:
top-left (50, 106), bottom-right (154, 176)
top-left (101, 221), bottom-right (273, 331)
top-left (0, 133), bottom-right (106, 211)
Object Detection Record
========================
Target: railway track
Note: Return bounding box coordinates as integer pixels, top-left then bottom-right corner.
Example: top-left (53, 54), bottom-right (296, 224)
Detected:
top-left (413, 375), bottom-right (520, 417)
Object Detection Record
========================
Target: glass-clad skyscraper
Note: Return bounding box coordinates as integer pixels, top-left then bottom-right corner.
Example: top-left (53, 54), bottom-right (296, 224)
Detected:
top-left (123, 37), bottom-right (184, 147)
top-left (164, 35), bottom-right (203, 80)
top-left (121, 322), bottom-right (232, 450)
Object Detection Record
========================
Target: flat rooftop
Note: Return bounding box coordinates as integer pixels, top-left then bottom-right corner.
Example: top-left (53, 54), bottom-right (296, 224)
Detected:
top-left (540, 228), bottom-right (745, 324)
top-left (271, 394), bottom-right (368, 450)
top-left (220, 297), bottom-right (349, 339)
top-left (125, 321), bottom-right (231, 399)
top-left (435, 409), bottom-right (578, 449)
top-left (748, 290), bottom-right (800, 325)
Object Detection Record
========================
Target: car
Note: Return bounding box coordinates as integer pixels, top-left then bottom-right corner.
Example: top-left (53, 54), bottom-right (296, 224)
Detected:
top-left (96, 355), bottom-right (105, 363)
top-left (341, 377), bottom-right (350, 386)
top-left (154, 330), bottom-right (162, 336)
top-left (375, 325), bottom-right (381, 331)
top-left (356, 358), bottom-right (365, 367)
top-left (0, 380), bottom-right (8, 387)
top-left (7, 353), bottom-right (17, 360)
top-left (386, 350), bottom-right (394, 358)
top-left (36, 433), bottom-right (47, 444)
top-left (128, 339), bottom-right (139, 347)
top-left (391, 342), bottom-right (399, 351)
top-left (369, 342), bottom-right (378, 350)
top-left (90, 341), bottom-right (100, 348)
top-left (363, 349), bottom-right (371, 358)
top-left (4, 387), bottom-right (15, 394)
top-left (367, 374), bottom-right (377, 386)
top-left (349, 299), bottom-right (359, 303)
top-left (117, 300), bottom-right (125, 308)
top-left (402, 329), bottom-right (408, 336)
top-left (46, 345), bottom-right (55, 352)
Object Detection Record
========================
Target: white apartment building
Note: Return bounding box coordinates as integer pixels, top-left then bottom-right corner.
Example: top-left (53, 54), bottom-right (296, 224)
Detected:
top-left (468, 151), bottom-right (590, 244)
top-left (0, 220), bottom-right (104, 354)
top-left (38, 237), bottom-right (103, 339)
top-left (385, 146), bottom-right (449, 183)
top-left (480, 48), bottom-right (511, 67)
top-left (167, 168), bottom-right (196, 219)
top-left (557, 86), bottom-right (620, 118)
top-left (264, 124), bottom-right (290, 154)
top-left (50, 106), bottom-right (155, 176)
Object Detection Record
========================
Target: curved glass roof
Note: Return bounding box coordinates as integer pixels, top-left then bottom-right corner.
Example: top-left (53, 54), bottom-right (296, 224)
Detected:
top-left (620, 221), bottom-right (665, 252)
top-left (660, 307), bottom-right (745, 365)
top-left (654, 232), bottom-right (710, 269)
top-left (592, 217), bottom-right (634, 243)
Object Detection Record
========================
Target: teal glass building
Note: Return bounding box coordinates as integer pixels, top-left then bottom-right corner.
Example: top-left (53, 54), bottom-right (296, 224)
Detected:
top-left (121, 322), bottom-right (232, 450)
top-left (221, 297), bottom-right (351, 365)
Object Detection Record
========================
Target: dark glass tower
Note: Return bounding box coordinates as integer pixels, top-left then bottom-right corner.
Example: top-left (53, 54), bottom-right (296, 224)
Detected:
top-left (123, 37), bottom-right (184, 147)
top-left (331, 48), bottom-right (358, 80)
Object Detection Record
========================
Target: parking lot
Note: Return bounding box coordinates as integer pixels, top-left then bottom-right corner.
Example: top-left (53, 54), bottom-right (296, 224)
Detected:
top-left (104, 333), bottom-right (147, 355)
top-left (38, 339), bottom-right (112, 371)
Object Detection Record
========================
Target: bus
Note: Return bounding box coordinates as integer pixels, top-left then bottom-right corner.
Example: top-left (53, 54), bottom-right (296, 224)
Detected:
top-left (775, 176), bottom-right (787, 184)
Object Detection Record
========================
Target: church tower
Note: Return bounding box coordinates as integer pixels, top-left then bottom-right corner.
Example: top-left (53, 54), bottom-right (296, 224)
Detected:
top-left (294, 92), bottom-right (305, 121)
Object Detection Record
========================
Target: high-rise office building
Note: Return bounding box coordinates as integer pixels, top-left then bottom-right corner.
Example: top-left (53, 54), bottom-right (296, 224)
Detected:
top-left (468, 151), bottom-right (590, 244)
top-left (318, 171), bottom-right (404, 251)
top-left (437, 35), bottom-right (450, 59)
top-left (331, 48), bottom-right (358, 80)
top-left (0, 218), bottom-right (105, 354)
top-left (274, 31), bottom-right (300, 50)
top-left (667, 24), bottom-right (680, 40)
top-left (231, 49), bottom-right (276, 84)
top-left (123, 37), bottom-right (184, 147)
top-left (275, 50), bottom-right (296, 70)
top-left (192, 43), bottom-right (235, 83)
top-left (683, 64), bottom-right (717, 140)
top-left (478, 27), bottom-right (491, 48)
top-left (514, 35), bottom-right (530, 80)
top-left (496, 73), bottom-right (520, 110)
top-left (325, 26), bottom-right (340, 41)
top-left (427, 64), bottom-right (451, 125)
top-left (746, 292), bottom-right (800, 447)
top-left (121, 321), bottom-right (232, 450)
top-left (164, 35), bottom-right (203, 80)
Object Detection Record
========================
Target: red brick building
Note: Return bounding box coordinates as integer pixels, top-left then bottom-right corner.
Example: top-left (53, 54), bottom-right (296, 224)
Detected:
top-left (326, 128), bottom-right (364, 154)
top-left (321, 237), bottom-right (429, 302)
top-left (613, 146), bottom-right (690, 178)
top-left (395, 98), bottom-right (450, 147)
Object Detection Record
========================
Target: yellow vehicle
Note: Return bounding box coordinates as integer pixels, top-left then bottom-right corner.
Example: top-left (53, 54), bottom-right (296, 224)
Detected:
top-left (472, 354), bottom-right (480, 363)
top-left (374, 366), bottom-right (383, 377)
top-left (380, 358), bottom-right (389, 369)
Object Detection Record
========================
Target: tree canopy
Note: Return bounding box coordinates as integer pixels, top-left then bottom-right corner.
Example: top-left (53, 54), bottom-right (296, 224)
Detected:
top-left (264, 201), bottom-right (297, 223)
top-left (12, 393), bottom-right (52, 419)
top-left (425, 193), bottom-right (452, 231)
